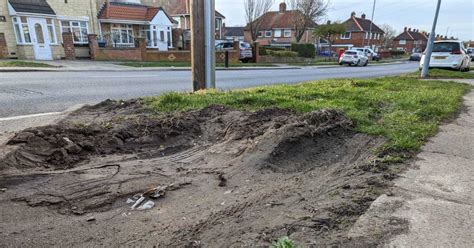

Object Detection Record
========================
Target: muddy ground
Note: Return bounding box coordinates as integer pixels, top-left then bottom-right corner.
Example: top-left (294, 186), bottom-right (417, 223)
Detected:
top-left (0, 100), bottom-right (407, 247)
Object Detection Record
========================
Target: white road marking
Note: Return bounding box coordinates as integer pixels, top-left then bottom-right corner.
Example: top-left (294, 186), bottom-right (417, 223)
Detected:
top-left (0, 112), bottom-right (62, 121)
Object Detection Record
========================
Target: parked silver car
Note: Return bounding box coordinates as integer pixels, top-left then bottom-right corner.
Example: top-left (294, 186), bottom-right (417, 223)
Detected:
top-left (339, 50), bottom-right (369, 66)
top-left (215, 41), bottom-right (253, 63)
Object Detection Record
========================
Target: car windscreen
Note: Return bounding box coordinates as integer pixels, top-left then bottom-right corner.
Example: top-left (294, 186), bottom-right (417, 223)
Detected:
top-left (240, 43), bottom-right (251, 49)
top-left (345, 51), bottom-right (357, 55)
top-left (433, 42), bottom-right (460, 52)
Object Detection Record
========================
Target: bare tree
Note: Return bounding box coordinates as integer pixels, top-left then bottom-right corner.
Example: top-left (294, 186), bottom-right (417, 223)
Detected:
top-left (288, 0), bottom-right (329, 43)
top-left (380, 24), bottom-right (396, 49)
top-left (244, 0), bottom-right (274, 42)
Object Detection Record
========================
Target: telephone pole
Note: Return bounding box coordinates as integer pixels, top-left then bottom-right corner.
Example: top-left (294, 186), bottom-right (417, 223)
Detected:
top-left (421, 0), bottom-right (442, 78)
top-left (191, 0), bottom-right (216, 91)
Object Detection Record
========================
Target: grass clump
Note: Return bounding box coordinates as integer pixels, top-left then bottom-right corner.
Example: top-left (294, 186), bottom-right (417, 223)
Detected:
top-left (146, 77), bottom-right (470, 153)
top-left (406, 68), bottom-right (474, 79)
top-left (272, 236), bottom-right (297, 248)
top-left (0, 61), bottom-right (56, 68)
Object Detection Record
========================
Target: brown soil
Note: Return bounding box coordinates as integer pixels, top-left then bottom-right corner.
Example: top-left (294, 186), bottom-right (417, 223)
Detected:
top-left (0, 100), bottom-right (401, 247)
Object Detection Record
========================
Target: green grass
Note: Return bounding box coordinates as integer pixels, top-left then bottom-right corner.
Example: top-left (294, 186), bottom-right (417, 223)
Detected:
top-left (118, 61), bottom-right (276, 68)
top-left (145, 76), bottom-right (470, 154)
top-left (0, 61), bottom-right (56, 68)
top-left (406, 68), bottom-right (474, 79)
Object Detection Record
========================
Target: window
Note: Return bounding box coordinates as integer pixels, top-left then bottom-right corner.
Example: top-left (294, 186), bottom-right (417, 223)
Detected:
top-left (111, 24), bottom-right (134, 46)
top-left (283, 29), bottom-right (291, 37)
top-left (265, 30), bottom-right (272, 37)
top-left (399, 39), bottom-right (406, 45)
top-left (46, 19), bottom-right (57, 44)
top-left (274, 29), bottom-right (282, 38)
top-left (12, 17), bottom-right (31, 44)
top-left (365, 32), bottom-right (369, 39)
top-left (61, 20), bottom-right (88, 44)
top-left (173, 17), bottom-right (181, 27)
top-left (258, 31), bottom-right (263, 37)
top-left (340, 32), bottom-right (351, 39)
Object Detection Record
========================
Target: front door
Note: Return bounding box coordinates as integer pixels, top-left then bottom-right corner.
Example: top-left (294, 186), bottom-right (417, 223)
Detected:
top-left (28, 18), bottom-right (52, 60)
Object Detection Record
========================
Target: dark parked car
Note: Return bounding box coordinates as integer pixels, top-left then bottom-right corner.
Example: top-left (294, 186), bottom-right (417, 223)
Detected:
top-left (410, 52), bottom-right (422, 61)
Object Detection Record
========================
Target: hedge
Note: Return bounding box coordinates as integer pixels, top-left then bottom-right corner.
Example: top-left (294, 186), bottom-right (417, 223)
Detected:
top-left (291, 43), bottom-right (316, 58)
top-left (259, 46), bottom-right (286, 56)
top-left (390, 50), bottom-right (406, 57)
top-left (268, 50), bottom-right (298, 57)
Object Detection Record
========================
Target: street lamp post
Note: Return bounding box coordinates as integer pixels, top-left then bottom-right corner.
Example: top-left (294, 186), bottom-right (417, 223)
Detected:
top-left (421, 0), bottom-right (442, 78)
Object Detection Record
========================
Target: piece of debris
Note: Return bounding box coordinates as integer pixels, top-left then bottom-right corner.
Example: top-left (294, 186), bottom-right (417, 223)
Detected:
top-left (218, 173), bottom-right (227, 187)
top-left (131, 196), bottom-right (145, 210)
top-left (0, 188), bottom-right (7, 192)
top-left (224, 190), bottom-right (232, 195)
top-left (137, 200), bottom-right (155, 210)
top-left (86, 216), bottom-right (96, 222)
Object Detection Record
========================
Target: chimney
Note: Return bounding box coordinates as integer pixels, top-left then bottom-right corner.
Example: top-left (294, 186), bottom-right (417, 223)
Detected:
top-left (351, 11), bottom-right (356, 17)
top-left (408, 28), bottom-right (412, 32)
top-left (404, 27), bottom-right (407, 32)
top-left (361, 14), bottom-right (366, 19)
top-left (279, 2), bottom-right (287, 13)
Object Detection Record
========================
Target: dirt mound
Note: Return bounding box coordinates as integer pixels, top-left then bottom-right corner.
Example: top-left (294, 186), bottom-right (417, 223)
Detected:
top-left (0, 101), bottom-right (397, 247)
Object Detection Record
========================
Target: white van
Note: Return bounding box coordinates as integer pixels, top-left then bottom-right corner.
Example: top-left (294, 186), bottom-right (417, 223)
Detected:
top-left (352, 47), bottom-right (380, 61)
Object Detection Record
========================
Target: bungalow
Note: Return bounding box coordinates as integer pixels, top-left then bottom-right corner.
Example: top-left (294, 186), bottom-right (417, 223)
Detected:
top-left (224, 26), bottom-right (244, 42)
top-left (244, 2), bottom-right (316, 48)
top-left (332, 12), bottom-right (384, 51)
top-left (0, 0), bottom-right (99, 60)
top-left (145, 0), bottom-right (226, 49)
top-left (391, 27), bottom-right (428, 53)
top-left (97, 1), bottom-right (176, 51)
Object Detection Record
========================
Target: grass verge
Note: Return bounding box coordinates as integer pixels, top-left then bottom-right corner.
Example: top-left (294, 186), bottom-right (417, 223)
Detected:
top-left (118, 61), bottom-right (276, 68)
top-left (406, 68), bottom-right (474, 79)
top-left (146, 76), bottom-right (470, 155)
top-left (0, 61), bottom-right (57, 68)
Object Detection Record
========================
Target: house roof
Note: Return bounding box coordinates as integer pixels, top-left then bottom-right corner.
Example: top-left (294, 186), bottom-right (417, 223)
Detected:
top-left (8, 0), bottom-right (56, 15)
top-left (98, 2), bottom-right (176, 23)
top-left (246, 10), bottom-right (317, 30)
top-left (343, 14), bottom-right (384, 33)
top-left (224, 27), bottom-right (244, 37)
top-left (159, 0), bottom-right (225, 18)
top-left (394, 29), bottom-right (428, 41)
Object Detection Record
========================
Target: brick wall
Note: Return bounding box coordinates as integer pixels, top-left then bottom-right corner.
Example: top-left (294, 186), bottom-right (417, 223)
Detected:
top-left (62, 32), bottom-right (76, 60)
top-left (145, 50), bottom-right (239, 63)
top-left (89, 34), bottom-right (143, 61)
top-left (0, 33), bottom-right (8, 59)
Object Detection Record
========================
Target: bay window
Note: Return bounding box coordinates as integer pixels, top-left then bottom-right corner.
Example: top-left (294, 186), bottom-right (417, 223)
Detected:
top-left (111, 24), bottom-right (134, 46)
top-left (283, 29), bottom-right (291, 38)
top-left (61, 20), bottom-right (88, 44)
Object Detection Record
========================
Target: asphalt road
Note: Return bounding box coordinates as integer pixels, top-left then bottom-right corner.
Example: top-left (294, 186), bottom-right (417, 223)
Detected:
top-left (0, 62), bottom-right (418, 118)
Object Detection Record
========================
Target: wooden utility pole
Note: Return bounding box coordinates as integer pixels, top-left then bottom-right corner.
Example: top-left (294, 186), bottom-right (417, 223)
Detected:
top-left (191, 0), bottom-right (215, 91)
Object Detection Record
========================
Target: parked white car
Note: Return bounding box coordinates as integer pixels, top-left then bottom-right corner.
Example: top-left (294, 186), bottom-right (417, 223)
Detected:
top-left (339, 50), bottom-right (369, 66)
top-left (215, 41), bottom-right (253, 63)
top-left (420, 40), bottom-right (471, 71)
top-left (352, 47), bottom-right (380, 61)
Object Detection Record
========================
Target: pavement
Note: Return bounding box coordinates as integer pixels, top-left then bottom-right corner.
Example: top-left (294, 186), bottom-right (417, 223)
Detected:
top-left (0, 62), bottom-right (418, 118)
top-left (350, 79), bottom-right (474, 247)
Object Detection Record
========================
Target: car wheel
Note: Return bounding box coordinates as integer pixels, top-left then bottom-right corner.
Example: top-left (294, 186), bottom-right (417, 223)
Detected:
top-left (241, 59), bottom-right (249, 63)
top-left (356, 60), bottom-right (361, 66)
top-left (339, 62), bottom-right (343, 65)
top-left (363, 60), bottom-right (368, 67)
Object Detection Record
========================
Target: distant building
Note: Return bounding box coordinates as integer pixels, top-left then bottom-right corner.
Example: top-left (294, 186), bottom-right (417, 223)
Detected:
top-left (244, 2), bottom-right (317, 48)
top-left (391, 27), bottom-right (428, 53)
top-left (224, 27), bottom-right (244, 42)
top-left (331, 12), bottom-right (385, 51)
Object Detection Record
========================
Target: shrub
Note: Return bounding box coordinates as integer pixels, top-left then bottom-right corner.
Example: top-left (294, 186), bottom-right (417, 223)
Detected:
top-left (390, 50), bottom-right (406, 57)
top-left (259, 46), bottom-right (286, 56)
top-left (291, 43), bottom-right (316, 58)
top-left (259, 46), bottom-right (268, 56)
top-left (268, 50), bottom-right (298, 57)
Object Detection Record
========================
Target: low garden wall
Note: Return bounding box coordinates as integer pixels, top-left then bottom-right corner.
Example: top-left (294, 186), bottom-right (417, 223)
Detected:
top-left (258, 55), bottom-right (314, 63)
top-left (88, 34), bottom-right (240, 63)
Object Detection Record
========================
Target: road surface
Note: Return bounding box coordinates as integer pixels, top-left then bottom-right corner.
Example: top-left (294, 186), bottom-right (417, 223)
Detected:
top-left (0, 62), bottom-right (418, 118)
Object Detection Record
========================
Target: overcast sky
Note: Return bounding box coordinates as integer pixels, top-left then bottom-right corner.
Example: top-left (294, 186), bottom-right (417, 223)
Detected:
top-left (216, 0), bottom-right (474, 41)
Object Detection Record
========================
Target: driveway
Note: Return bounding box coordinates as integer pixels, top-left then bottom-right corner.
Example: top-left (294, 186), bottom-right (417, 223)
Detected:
top-left (0, 62), bottom-right (418, 118)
